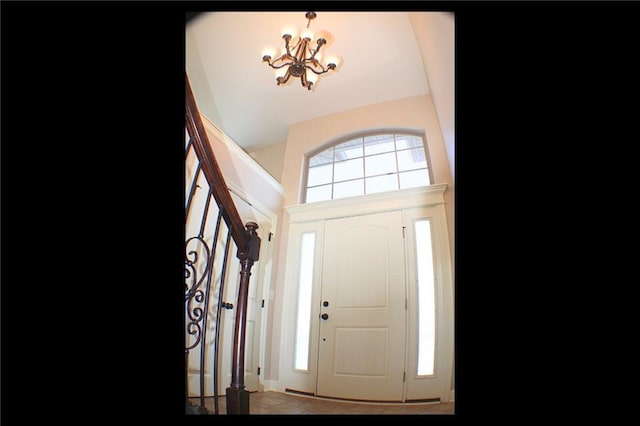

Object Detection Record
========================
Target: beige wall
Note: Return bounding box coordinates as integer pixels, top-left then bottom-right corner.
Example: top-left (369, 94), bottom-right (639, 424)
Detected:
top-left (409, 12), bottom-right (455, 182)
top-left (186, 27), bottom-right (223, 129)
top-left (280, 94), bottom-right (452, 206)
top-left (268, 94), bottom-right (455, 382)
top-left (248, 142), bottom-right (287, 183)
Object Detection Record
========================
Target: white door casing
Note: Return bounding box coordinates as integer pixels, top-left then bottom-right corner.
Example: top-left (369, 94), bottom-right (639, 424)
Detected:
top-left (403, 205), bottom-right (454, 401)
top-left (280, 185), bottom-right (453, 401)
top-left (278, 220), bottom-right (325, 394)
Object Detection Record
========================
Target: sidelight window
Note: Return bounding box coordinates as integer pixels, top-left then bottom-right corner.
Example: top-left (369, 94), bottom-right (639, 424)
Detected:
top-left (415, 219), bottom-right (435, 376)
top-left (294, 232), bottom-right (316, 371)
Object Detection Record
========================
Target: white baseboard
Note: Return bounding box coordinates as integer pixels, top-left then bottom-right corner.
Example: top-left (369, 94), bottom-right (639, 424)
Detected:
top-left (449, 390), bottom-right (455, 402)
top-left (260, 380), bottom-right (281, 392)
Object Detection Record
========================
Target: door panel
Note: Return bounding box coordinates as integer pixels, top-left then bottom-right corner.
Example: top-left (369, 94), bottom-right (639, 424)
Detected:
top-left (316, 210), bottom-right (406, 401)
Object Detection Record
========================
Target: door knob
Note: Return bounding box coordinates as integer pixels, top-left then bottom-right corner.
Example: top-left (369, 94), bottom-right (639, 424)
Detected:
top-left (222, 302), bottom-right (234, 309)
top-left (321, 313), bottom-right (329, 320)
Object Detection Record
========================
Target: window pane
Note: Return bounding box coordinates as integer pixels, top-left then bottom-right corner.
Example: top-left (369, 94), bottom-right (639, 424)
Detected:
top-left (307, 163), bottom-right (333, 187)
top-left (365, 174), bottom-right (398, 194)
top-left (365, 152), bottom-right (396, 177)
top-left (294, 232), bottom-right (316, 371)
top-left (397, 147), bottom-right (427, 171)
top-left (334, 158), bottom-right (363, 182)
top-left (333, 179), bottom-right (364, 199)
top-left (309, 147), bottom-right (334, 167)
top-left (306, 184), bottom-right (332, 203)
top-left (304, 133), bottom-right (430, 204)
top-left (334, 138), bottom-right (363, 161)
top-left (364, 134), bottom-right (395, 155)
top-left (414, 220), bottom-right (435, 376)
top-left (399, 169), bottom-right (430, 189)
top-left (395, 134), bottom-right (424, 150)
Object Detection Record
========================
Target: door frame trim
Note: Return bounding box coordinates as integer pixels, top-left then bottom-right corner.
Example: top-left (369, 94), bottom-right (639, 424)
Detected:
top-left (279, 184), bottom-right (451, 398)
top-left (285, 184), bottom-right (448, 223)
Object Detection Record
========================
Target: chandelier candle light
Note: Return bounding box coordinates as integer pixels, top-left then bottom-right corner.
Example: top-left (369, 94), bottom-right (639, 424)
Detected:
top-left (262, 12), bottom-right (340, 91)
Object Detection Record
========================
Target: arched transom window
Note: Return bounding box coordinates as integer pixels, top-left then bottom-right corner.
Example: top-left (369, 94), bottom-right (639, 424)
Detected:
top-left (304, 131), bottom-right (432, 203)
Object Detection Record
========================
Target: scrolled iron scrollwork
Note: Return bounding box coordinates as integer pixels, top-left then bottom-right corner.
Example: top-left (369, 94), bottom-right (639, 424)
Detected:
top-left (185, 235), bottom-right (212, 351)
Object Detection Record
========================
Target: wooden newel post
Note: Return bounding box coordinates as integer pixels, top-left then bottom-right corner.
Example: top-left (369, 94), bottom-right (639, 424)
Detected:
top-left (226, 222), bottom-right (260, 415)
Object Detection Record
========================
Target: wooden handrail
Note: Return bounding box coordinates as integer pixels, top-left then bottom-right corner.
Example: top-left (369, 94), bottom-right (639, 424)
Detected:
top-left (185, 73), bottom-right (249, 250)
top-left (185, 73), bottom-right (260, 414)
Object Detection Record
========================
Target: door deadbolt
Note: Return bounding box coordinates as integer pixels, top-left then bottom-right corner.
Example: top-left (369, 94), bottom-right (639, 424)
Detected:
top-left (323, 301), bottom-right (329, 307)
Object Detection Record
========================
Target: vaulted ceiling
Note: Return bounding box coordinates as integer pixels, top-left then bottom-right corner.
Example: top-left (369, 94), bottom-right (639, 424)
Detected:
top-left (186, 11), bottom-right (454, 175)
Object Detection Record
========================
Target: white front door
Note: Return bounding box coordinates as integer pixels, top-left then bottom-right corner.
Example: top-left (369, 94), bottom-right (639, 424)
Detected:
top-left (281, 186), bottom-right (454, 403)
top-left (316, 210), bottom-right (407, 401)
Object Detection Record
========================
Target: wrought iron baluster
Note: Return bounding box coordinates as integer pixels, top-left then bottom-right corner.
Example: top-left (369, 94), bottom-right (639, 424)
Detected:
top-left (184, 233), bottom-right (210, 414)
top-left (213, 228), bottom-right (232, 415)
top-left (196, 194), bottom-right (221, 411)
top-left (185, 162), bottom-right (202, 219)
top-left (185, 192), bottom-right (223, 414)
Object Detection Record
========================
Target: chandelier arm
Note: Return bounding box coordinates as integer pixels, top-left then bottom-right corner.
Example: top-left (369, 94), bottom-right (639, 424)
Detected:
top-left (306, 47), bottom-right (319, 60)
top-left (300, 70), bottom-right (312, 90)
top-left (283, 34), bottom-right (296, 58)
top-left (294, 38), bottom-right (310, 63)
top-left (277, 68), bottom-right (292, 86)
top-left (268, 61), bottom-right (295, 70)
top-left (304, 64), bottom-right (331, 75)
top-left (307, 38), bottom-right (326, 60)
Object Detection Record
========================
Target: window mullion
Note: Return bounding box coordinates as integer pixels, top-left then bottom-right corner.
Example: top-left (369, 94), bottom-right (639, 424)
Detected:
top-left (393, 134), bottom-right (401, 190)
top-left (360, 137), bottom-right (365, 196)
top-left (331, 146), bottom-right (336, 200)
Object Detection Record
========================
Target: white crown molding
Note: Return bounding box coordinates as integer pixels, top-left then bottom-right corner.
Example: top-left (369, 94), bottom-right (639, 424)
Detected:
top-left (227, 180), bottom-right (277, 222)
top-left (200, 113), bottom-right (285, 196)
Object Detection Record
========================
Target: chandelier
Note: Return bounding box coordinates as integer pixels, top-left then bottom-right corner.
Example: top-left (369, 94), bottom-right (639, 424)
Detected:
top-left (261, 12), bottom-right (340, 91)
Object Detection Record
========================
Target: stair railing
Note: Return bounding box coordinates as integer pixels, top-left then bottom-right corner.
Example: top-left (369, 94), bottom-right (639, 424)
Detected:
top-left (185, 73), bottom-right (260, 415)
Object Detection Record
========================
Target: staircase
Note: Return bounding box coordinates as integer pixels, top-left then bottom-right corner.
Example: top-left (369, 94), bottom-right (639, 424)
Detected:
top-left (185, 73), bottom-right (260, 415)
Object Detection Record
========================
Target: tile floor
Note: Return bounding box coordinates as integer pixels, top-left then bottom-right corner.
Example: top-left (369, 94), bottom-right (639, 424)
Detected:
top-left (188, 390), bottom-right (455, 415)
